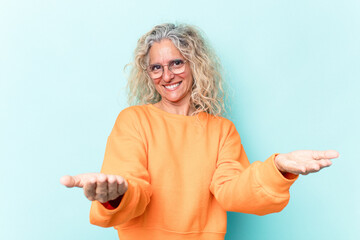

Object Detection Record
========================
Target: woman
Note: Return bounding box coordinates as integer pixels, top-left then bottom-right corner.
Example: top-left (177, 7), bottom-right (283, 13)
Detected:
top-left (60, 23), bottom-right (339, 240)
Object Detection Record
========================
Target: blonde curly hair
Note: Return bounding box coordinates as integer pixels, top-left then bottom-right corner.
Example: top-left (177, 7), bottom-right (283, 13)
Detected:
top-left (126, 23), bottom-right (226, 116)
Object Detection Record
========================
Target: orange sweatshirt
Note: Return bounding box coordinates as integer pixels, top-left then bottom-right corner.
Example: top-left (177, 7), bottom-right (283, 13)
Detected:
top-left (90, 104), bottom-right (298, 240)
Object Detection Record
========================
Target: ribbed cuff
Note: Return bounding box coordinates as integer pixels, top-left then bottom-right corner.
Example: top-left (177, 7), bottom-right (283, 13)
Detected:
top-left (94, 178), bottom-right (133, 215)
top-left (255, 153), bottom-right (298, 198)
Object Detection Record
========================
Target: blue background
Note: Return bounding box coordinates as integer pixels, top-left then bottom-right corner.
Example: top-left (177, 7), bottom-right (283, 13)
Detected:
top-left (1, 0), bottom-right (359, 239)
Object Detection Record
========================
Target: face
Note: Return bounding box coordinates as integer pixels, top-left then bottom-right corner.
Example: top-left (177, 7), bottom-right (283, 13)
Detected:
top-left (148, 39), bottom-right (193, 106)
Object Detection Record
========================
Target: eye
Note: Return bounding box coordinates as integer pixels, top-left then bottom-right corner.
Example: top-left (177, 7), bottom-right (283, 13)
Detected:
top-left (150, 64), bottom-right (162, 72)
top-left (170, 59), bottom-right (185, 69)
top-left (172, 59), bottom-right (184, 66)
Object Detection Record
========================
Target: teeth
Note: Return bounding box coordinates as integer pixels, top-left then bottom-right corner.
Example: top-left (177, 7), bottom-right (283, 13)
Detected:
top-left (164, 82), bottom-right (180, 89)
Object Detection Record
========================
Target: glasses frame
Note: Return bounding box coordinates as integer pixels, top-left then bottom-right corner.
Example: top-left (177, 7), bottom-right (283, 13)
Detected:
top-left (145, 59), bottom-right (188, 79)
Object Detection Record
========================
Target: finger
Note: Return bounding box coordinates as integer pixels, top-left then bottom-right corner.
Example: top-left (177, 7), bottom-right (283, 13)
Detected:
top-left (60, 175), bottom-right (82, 188)
top-left (312, 150), bottom-right (340, 160)
top-left (107, 175), bottom-right (119, 200)
top-left (325, 150), bottom-right (340, 159)
top-left (60, 175), bottom-right (73, 187)
top-left (84, 178), bottom-right (96, 201)
top-left (306, 163), bottom-right (321, 173)
top-left (116, 176), bottom-right (128, 195)
top-left (317, 159), bottom-right (332, 168)
top-left (96, 174), bottom-right (108, 203)
top-left (294, 160), bottom-right (331, 175)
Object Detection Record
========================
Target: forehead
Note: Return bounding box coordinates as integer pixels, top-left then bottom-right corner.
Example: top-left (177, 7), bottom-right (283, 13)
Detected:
top-left (148, 39), bottom-right (184, 64)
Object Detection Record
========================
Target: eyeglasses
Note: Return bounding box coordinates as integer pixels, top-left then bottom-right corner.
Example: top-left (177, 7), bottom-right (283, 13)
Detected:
top-left (146, 59), bottom-right (188, 79)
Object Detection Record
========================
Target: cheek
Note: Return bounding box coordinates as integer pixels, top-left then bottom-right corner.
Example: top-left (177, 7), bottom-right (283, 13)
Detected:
top-left (182, 73), bottom-right (193, 86)
top-left (178, 70), bottom-right (192, 82)
top-left (153, 78), bottom-right (161, 85)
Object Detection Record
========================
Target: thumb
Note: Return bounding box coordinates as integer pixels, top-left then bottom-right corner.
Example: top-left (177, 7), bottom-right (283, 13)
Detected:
top-left (60, 175), bottom-right (82, 188)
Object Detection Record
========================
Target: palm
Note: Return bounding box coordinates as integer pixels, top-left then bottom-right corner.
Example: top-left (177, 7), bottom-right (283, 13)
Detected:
top-left (60, 173), bottom-right (128, 203)
top-left (275, 150), bottom-right (339, 175)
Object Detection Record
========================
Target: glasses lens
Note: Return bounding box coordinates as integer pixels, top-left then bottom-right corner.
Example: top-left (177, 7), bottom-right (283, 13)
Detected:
top-left (147, 60), bottom-right (186, 79)
top-left (148, 64), bottom-right (162, 79)
top-left (169, 60), bottom-right (185, 74)
top-left (148, 71), bottom-right (162, 79)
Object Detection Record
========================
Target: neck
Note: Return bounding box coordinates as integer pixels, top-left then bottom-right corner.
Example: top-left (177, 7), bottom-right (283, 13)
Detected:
top-left (154, 100), bottom-right (195, 116)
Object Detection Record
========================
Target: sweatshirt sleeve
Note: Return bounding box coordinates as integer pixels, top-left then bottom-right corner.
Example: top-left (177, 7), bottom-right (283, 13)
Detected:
top-left (89, 108), bottom-right (152, 227)
top-left (209, 122), bottom-right (298, 215)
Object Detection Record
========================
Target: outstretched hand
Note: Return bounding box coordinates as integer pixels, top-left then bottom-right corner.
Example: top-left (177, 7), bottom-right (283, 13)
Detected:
top-left (274, 150), bottom-right (340, 175)
top-left (60, 173), bottom-right (128, 203)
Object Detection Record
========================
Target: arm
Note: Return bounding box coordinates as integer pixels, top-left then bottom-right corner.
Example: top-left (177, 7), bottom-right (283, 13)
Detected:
top-left (209, 123), bottom-right (298, 215)
top-left (89, 109), bottom-right (152, 227)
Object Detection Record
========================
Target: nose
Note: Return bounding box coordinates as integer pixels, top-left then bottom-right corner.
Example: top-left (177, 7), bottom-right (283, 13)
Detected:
top-left (162, 66), bottom-right (174, 82)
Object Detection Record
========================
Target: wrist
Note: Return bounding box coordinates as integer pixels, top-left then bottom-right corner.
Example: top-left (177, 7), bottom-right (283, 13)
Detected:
top-left (274, 153), bottom-right (286, 173)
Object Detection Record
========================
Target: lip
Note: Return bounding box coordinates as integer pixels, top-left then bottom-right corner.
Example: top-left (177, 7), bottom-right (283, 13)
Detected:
top-left (163, 81), bottom-right (182, 91)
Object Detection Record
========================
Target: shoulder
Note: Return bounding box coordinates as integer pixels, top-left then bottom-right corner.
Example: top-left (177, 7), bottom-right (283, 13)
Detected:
top-left (204, 114), bottom-right (241, 145)
top-left (113, 105), bottom-right (151, 130)
top-left (117, 105), bottom-right (149, 119)
top-left (108, 106), bottom-right (149, 141)
top-left (205, 114), bottom-right (236, 132)
top-left (119, 104), bottom-right (149, 114)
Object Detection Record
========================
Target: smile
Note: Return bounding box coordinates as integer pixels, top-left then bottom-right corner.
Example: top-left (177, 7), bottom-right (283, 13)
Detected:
top-left (164, 81), bottom-right (182, 90)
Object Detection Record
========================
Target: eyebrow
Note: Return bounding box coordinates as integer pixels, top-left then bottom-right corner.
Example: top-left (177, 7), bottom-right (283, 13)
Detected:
top-left (149, 58), bottom-right (184, 65)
